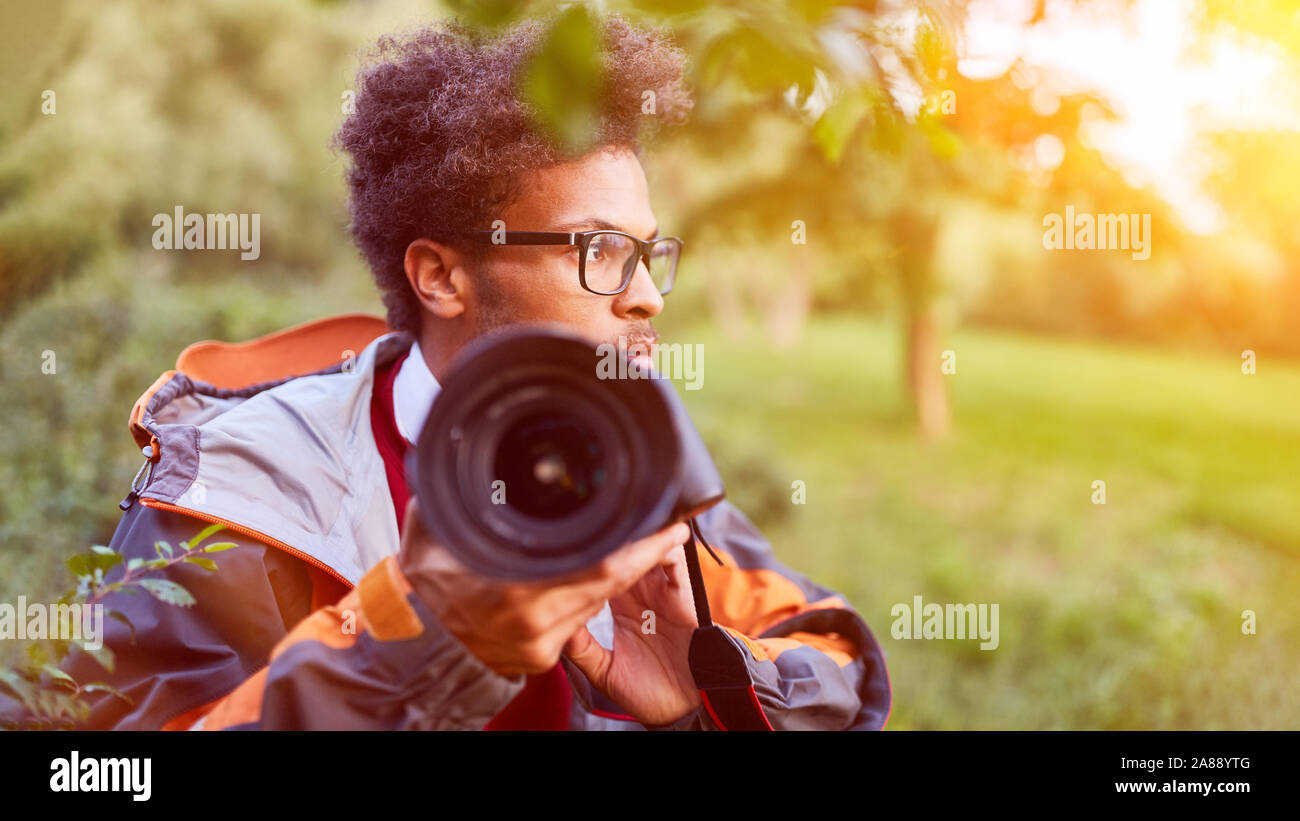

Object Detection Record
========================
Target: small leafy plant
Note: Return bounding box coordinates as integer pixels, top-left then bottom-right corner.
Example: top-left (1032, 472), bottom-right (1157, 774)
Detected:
top-left (0, 523), bottom-right (235, 729)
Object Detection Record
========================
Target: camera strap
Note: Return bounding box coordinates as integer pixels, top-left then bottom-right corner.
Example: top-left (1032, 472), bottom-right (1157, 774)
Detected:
top-left (683, 518), bottom-right (776, 731)
top-left (681, 518), bottom-right (720, 627)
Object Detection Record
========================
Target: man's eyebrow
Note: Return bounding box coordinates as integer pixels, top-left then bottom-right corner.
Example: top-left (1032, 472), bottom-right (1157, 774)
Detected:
top-left (554, 218), bottom-right (659, 240)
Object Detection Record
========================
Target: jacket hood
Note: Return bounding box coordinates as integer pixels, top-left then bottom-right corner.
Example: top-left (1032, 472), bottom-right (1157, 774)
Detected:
top-left (126, 314), bottom-right (412, 585)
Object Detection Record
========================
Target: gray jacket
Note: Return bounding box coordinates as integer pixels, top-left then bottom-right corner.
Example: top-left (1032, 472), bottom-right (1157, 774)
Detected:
top-left (4, 314), bottom-right (891, 730)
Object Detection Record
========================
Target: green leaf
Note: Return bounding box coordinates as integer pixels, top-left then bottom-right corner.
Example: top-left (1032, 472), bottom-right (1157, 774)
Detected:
top-left (185, 556), bottom-right (218, 572)
top-left (138, 578), bottom-right (196, 607)
top-left (813, 90), bottom-right (874, 165)
top-left (184, 522), bottom-right (226, 551)
top-left (42, 664), bottom-right (76, 690)
top-left (440, 0), bottom-right (525, 30)
top-left (0, 668), bottom-right (38, 712)
top-left (634, 0), bottom-right (714, 14)
top-left (73, 638), bottom-right (115, 674)
top-left (913, 10), bottom-right (952, 81)
top-left (107, 609), bottom-right (137, 645)
top-left (90, 545), bottom-right (115, 555)
top-left (788, 0), bottom-right (843, 23)
top-left (203, 542), bottom-right (238, 553)
top-left (701, 25), bottom-right (819, 97)
top-left (154, 541), bottom-right (174, 559)
top-left (89, 550), bottom-right (123, 572)
top-left (36, 688), bottom-right (65, 720)
top-left (66, 554), bottom-right (91, 577)
top-left (127, 557), bottom-right (144, 571)
top-left (25, 642), bottom-right (49, 668)
top-left (918, 114), bottom-right (961, 159)
top-left (519, 3), bottom-right (604, 155)
top-left (83, 682), bottom-right (133, 705)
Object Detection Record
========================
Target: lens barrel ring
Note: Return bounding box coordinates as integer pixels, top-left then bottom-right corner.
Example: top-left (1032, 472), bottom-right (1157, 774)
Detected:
top-left (412, 327), bottom-right (684, 580)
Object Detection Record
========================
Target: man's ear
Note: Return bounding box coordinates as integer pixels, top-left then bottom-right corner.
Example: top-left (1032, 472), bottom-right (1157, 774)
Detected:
top-left (404, 238), bottom-right (472, 320)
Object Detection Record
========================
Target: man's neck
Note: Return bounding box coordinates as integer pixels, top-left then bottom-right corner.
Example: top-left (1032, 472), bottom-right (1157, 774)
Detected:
top-left (416, 325), bottom-right (470, 385)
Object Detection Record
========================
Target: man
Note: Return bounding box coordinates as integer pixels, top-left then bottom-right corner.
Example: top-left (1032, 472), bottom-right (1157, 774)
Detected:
top-left (14, 13), bottom-right (891, 730)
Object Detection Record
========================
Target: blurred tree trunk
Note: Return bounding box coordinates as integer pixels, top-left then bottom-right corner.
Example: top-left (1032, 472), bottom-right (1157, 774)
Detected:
top-left (706, 249), bottom-right (747, 342)
top-left (765, 246), bottom-right (813, 349)
top-left (904, 303), bottom-right (949, 439)
top-left (894, 210), bottom-right (949, 439)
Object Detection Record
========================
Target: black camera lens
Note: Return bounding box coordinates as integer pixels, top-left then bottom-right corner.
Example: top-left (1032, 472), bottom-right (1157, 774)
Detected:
top-left (410, 325), bottom-right (723, 580)
top-left (494, 412), bottom-right (606, 519)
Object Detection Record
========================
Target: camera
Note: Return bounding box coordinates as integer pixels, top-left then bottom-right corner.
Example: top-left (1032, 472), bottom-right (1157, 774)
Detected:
top-left (407, 325), bottom-right (725, 580)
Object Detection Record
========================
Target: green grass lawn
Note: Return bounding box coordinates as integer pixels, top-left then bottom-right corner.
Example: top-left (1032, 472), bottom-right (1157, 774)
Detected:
top-left (665, 315), bottom-right (1300, 729)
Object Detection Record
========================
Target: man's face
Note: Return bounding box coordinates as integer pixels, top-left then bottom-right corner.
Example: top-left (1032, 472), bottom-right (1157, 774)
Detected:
top-left (470, 146), bottom-right (665, 358)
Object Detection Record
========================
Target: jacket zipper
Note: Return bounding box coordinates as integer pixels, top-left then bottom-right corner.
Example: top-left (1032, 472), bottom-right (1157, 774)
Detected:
top-left (119, 448), bottom-right (156, 511)
top-left (138, 497), bottom-right (353, 588)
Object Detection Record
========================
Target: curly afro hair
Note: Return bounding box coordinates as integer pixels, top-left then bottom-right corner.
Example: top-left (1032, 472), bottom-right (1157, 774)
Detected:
top-left (333, 12), bottom-right (694, 334)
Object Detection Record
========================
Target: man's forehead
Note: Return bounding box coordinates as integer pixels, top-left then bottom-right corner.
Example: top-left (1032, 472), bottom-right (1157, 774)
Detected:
top-left (502, 149), bottom-right (658, 239)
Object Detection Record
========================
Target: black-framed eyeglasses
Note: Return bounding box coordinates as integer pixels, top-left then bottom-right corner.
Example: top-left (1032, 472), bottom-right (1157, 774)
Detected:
top-left (473, 230), bottom-right (683, 296)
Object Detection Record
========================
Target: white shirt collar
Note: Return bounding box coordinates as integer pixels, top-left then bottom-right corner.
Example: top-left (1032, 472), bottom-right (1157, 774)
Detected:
top-left (392, 340), bottom-right (441, 447)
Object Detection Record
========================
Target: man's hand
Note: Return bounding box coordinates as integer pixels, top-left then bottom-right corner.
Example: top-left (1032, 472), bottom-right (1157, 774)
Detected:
top-left (562, 543), bottom-right (702, 726)
top-left (398, 498), bottom-right (693, 690)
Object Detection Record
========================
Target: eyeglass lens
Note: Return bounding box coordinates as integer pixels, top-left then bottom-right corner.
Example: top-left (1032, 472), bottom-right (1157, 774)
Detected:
top-left (582, 232), bottom-right (678, 294)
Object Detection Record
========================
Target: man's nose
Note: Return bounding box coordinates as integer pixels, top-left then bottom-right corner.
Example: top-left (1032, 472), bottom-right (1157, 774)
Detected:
top-left (613, 257), bottom-right (664, 319)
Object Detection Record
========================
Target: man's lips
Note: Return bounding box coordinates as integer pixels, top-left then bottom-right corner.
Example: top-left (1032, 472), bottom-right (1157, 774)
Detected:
top-left (624, 332), bottom-right (657, 366)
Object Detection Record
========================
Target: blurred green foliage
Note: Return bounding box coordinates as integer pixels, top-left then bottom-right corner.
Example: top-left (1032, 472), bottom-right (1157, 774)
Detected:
top-left (520, 3), bottom-right (605, 154)
top-left (0, 0), bottom-right (364, 315)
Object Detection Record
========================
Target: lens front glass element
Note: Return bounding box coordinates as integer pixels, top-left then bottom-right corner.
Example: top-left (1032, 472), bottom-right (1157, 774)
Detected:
top-left (493, 412), bottom-right (606, 519)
